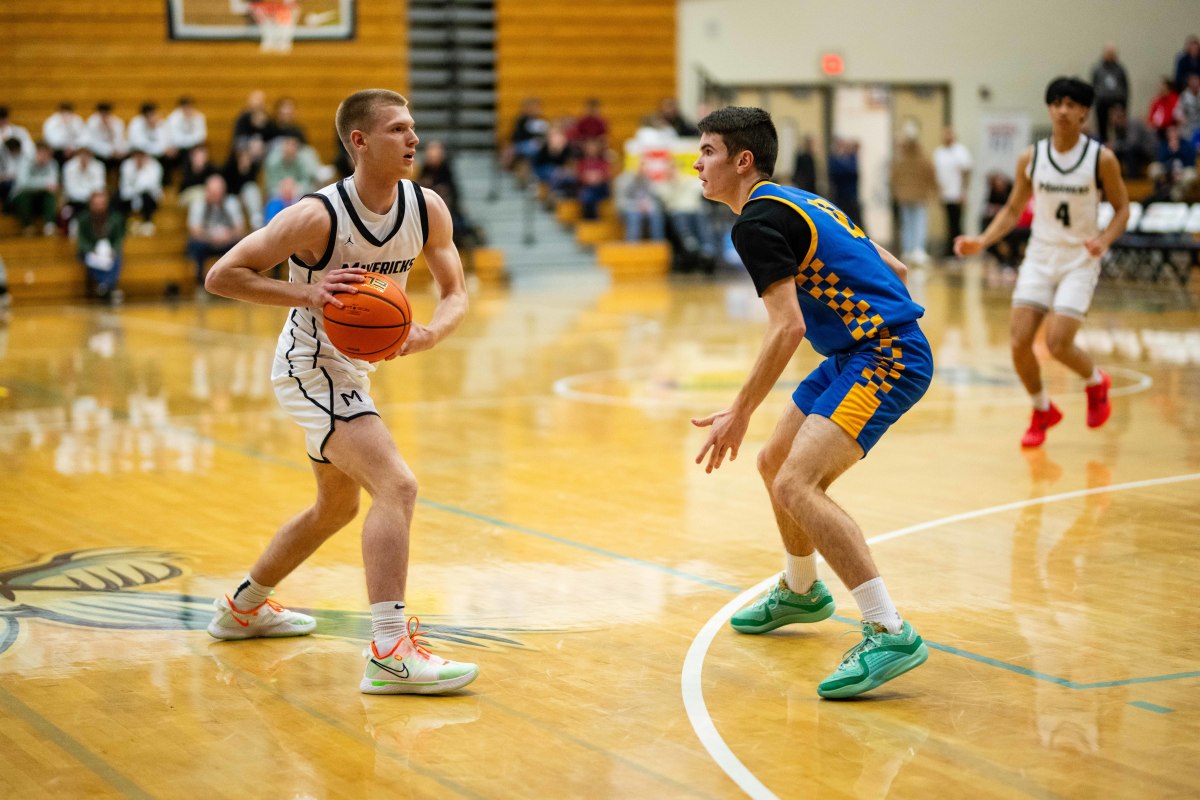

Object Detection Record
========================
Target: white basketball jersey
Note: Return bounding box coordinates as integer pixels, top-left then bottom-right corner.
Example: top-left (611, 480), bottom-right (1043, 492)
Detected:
top-left (1026, 136), bottom-right (1102, 246)
top-left (274, 177), bottom-right (428, 375)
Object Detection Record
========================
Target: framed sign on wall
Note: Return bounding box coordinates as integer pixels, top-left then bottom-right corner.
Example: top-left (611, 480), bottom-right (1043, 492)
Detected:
top-left (166, 0), bottom-right (355, 49)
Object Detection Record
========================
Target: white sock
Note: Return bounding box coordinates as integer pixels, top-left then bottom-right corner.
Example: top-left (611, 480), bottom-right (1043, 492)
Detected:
top-left (370, 600), bottom-right (407, 654)
top-left (850, 577), bottom-right (903, 634)
top-left (1030, 389), bottom-right (1050, 412)
top-left (1085, 368), bottom-right (1103, 387)
top-left (784, 552), bottom-right (818, 594)
top-left (230, 574), bottom-right (272, 609)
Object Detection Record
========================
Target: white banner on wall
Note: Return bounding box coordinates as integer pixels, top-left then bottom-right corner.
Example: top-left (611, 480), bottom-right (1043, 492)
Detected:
top-left (977, 111), bottom-right (1032, 183)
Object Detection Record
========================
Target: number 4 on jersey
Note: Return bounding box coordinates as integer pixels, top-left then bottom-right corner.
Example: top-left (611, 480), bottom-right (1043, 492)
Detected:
top-left (1055, 201), bottom-right (1071, 228)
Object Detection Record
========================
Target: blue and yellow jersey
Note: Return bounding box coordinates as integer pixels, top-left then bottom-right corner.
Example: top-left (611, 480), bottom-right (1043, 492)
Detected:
top-left (731, 181), bottom-right (924, 356)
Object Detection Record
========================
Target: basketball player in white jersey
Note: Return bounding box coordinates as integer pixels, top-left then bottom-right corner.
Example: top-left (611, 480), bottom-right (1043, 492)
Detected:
top-left (956, 77), bottom-right (1129, 447)
top-left (203, 89), bottom-right (478, 694)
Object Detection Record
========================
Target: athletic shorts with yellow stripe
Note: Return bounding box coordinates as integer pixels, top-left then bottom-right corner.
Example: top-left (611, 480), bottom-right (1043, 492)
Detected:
top-left (792, 321), bottom-right (932, 455)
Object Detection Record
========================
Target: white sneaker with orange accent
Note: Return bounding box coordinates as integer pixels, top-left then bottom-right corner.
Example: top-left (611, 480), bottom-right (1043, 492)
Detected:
top-left (361, 617), bottom-right (479, 695)
top-left (206, 594), bottom-right (317, 640)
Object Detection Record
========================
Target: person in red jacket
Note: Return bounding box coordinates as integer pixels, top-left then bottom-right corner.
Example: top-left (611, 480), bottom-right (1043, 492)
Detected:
top-left (1147, 77), bottom-right (1180, 140)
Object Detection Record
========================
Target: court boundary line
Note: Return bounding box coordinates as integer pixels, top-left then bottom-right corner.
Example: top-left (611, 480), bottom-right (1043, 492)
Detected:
top-left (681, 471), bottom-right (1200, 800)
top-left (0, 685), bottom-right (154, 799)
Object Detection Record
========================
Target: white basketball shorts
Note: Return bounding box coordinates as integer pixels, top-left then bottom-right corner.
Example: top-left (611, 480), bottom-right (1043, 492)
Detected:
top-left (1011, 239), bottom-right (1101, 319)
top-left (272, 357), bottom-right (379, 462)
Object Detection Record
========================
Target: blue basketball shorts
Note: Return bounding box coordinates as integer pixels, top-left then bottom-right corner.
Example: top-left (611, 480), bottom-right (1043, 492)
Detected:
top-left (792, 322), bottom-right (933, 455)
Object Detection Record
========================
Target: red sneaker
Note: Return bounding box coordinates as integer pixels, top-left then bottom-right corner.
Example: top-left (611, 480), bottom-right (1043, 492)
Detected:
top-left (1086, 370), bottom-right (1112, 429)
top-left (1021, 403), bottom-right (1063, 448)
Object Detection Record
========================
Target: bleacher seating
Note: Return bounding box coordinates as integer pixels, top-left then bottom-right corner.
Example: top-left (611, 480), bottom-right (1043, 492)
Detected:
top-left (1101, 200), bottom-right (1200, 287)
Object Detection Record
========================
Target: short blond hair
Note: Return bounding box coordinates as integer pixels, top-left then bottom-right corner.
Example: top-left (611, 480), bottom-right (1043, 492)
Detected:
top-left (335, 89), bottom-right (409, 159)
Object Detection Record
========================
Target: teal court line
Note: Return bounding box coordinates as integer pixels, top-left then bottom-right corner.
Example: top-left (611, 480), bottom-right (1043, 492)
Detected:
top-left (1128, 701), bottom-right (1175, 714)
top-left (204, 435), bottom-right (1200, 695)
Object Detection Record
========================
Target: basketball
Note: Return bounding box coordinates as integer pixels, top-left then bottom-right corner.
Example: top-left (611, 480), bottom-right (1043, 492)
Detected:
top-left (323, 273), bottom-right (412, 362)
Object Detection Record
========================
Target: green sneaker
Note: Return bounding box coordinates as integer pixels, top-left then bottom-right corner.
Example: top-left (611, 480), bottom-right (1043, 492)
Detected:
top-left (730, 575), bottom-right (835, 634)
top-left (817, 620), bottom-right (928, 699)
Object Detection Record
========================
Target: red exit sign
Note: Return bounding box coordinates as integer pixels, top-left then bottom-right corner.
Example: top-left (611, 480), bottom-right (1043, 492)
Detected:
top-left (820, 53), bottom-right (845, 76)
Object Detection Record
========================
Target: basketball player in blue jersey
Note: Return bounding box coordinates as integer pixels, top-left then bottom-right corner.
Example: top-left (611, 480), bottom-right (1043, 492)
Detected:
top-left (691, 107), bottom-right (931, 698)
top-left (956, 78), bottom-right (1129, 448)
top-left (203, 89), bottom-right (479, 694)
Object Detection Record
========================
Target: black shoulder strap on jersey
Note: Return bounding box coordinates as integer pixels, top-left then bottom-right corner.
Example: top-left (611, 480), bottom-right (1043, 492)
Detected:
top-left (291, 192), bottom-right (337, 271)
top-left (412, 181), bottom-right (430, 246)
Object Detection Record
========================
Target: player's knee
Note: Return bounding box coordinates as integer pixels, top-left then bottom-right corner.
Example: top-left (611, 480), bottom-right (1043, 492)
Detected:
top-left (772, 464), bottom-right (816, 509)
top-left (1046, 333), bottom-right (1075, 360)
top-left (373, 465), bottom-right (418, 508)
top-left (757, 446), bottom-right (782, 483)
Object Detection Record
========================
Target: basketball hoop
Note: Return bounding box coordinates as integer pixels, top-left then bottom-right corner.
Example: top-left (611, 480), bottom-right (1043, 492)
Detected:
top-left (249, 0), bottom-right (297, 54)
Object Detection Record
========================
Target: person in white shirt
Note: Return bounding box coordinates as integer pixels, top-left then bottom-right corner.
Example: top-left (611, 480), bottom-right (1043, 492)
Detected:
top-left (118, 148), bottom-right (164, 234)
top-left (127, 102), bottom-right (178, 182)
top-left (62, 145), bottom-right (108, 222)
top-left (165, 96), bottom-right (208, 154)
top-left (85, 102), bottom-right (128, 174)
top-left (933, 127), bottom-right (973, 256)
top-left (42, 102), bottom-right (88, 165)
top-left (0, 107), bottom-right (36, 159)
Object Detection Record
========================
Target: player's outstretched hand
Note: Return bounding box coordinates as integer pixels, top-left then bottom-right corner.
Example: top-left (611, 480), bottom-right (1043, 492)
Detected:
top-left (692, 408), bottom-right (750, 474)
top-left (311, 267), bottom-right (367, 309)
top-left (953, 235), bottom-right (983, 257)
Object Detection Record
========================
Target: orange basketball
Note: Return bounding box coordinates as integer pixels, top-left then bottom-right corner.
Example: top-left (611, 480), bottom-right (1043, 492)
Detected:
top-left (322, 273), bottom-right (412, 362)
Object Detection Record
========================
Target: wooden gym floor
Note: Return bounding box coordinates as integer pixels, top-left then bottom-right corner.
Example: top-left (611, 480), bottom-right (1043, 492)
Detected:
top-left (0, 264), bottom-right (1197, 798)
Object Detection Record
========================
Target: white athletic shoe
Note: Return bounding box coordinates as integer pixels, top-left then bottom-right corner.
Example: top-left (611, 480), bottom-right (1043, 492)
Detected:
top-left (361, 617), bottom-right (479, 695)
top-left (207, 594), bottom-right (317, 640)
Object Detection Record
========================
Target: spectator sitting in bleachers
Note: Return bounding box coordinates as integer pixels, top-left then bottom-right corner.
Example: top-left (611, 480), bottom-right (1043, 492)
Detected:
top-left (42, 102), bottom-right (87, 166)
top-left (165, 96), bottom-right (208, 159)
top-left (505, 97), bottom-right (549, 186)
top-left (0, 107), bottom-right (35, 159)
top-left (0, 138), bottom-right (24, 213)
top-left (61, 145), bottom-right (107, 229)
top-left (1148, 78), bottom-right (1180, 141)
top-left (268, 96), bottom-right (308, 148)
top-left (222, 146), bottom-right (264, 230)
top-left (658, 97), bottom-right (699, 137)
top-left (1107, 104), bottom-right (1157, 178)
top-left (416, 140), bottom-right (478, 249)
top-left (85, 102), bottom-right (127, 177)
top-left (263, 176), bottom-right (300, 225)
top-left (980, 171), bottom-right (1028, 269)
top-left (187, 174), bottom-right (245, 291)
top-left (178, 145), bottom-right (221, 210)
top-left (118, 148), bottom-right (164, 235)
top-left (532, 125), bottom-right (577, 205)
top-left (232, 90), bottom-right (272, 165)
top-left (12, 142), bottom-right (59, 236)
top-left (661, 161), bottom-right (717, 273)
top-left (1175, 73), bottom-right (1200, 145)
top-left (263, 135), bottom-right (320, 196)
top-left (1175, 35), bottom-right (1200, 95)
top-left (75, 190), bottom-right (125, 304)
top-left (569, 99), bottom-right (609, 149)
top-left (575, 137), bottom-right (612, 221)
top-left (614, 159), bottom-right (666, 242)
top-left (127, 103), bottom-right (178, 183)
top-left (1148, 125), bottom-right (1199, 203)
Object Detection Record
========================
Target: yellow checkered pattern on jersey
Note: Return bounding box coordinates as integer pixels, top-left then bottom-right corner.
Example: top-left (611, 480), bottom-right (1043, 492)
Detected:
top-left (830, 330), bottom-right (906, 438)
top-left (797, 258), bottom-right (886, 342)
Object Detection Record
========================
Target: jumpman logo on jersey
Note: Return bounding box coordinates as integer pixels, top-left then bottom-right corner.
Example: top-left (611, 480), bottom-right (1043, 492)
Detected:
top-left (343, 232), bottom-right (355, 247)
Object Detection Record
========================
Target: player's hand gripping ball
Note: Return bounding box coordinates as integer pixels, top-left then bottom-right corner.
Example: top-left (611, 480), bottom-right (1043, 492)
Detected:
top-left (323, 272), bottom-right (412, 362)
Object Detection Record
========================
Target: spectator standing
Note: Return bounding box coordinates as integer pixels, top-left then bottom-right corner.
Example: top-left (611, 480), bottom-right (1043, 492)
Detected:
top-left (1106, 105), bottom-right (1157, 178)
top-left (1174, 73), bottom-right (1200, 144)
top-left (575, 138), bottom-right (612, 220)
top-left (932, 127), bottom-right (973, 254)
top-left (1147, 78), bottom-right (1180, 141)
top-left (165, 96), bottom-right (208, 156)
top-left (1091, 43), bottom-right (1129, 143)
top-left (186, 174), bottom-right (245, 288)
top-left (75, 191), bottom-right (126, 303)
top-left (0, 107), bottom-right (36, 159)
top-left (118, 148), bottom-right (164, 235)
top-left (890, 135), bottom-right (937, 264)
top-left (12, 142), bottom-right (59, 235)
top-left (62, 145), bottom-right (107, 224)
top-left (614, 160), bottom-right (665, 242)
top-left (85, 103), bottom-right (128, 175)
top-left (827, 137), bottom-right (862, 225)
top-left (1175, 35), bottom-right (1200, 94)
top-left (42, 102), bottom-right (87, 165)
top-left (791, 134), bottom-right (817, 193)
